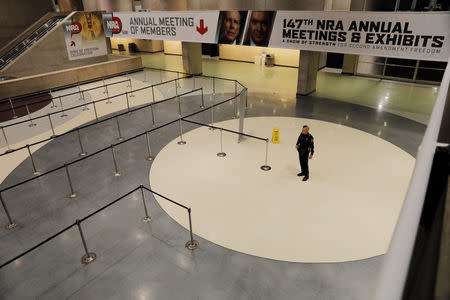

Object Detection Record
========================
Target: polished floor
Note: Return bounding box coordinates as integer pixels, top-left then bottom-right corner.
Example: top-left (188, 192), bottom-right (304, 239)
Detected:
top-left (0, 67), bottom-right (427, 299)
top-left (132, 51), bottom-right (439, 124)
top-left (150, 117), bottom-right (415, 263)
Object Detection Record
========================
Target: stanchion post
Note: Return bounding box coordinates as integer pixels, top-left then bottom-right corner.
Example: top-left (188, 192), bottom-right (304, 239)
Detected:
top-left (140, 185), bottom-right (152, 222)
top-left (76, 219), bottom-right (96, 264)
top-left (0, 192), bottom-right (18, 230)
top-left (209, 106), bottom-right (215, 130)
top-left (129, 79), bottom-right (135, 97)
top-left (48, 114), bottom-right (57, 138)
top-left (193, 76), bottom-right (196, 89)
top-left (8, 98), bottom-right (18, 119)
top-left (212, 77), bottom-right (216, 94)
top-left (177, 118), bottom-right (186, 145)
top-left (260, 139), bottom-right (271, 171)
top-left (92, 100), bottom-right (99, 121)
top-left (151, 85), bottom-right (155, 103)
top-left (175, 79), bottom-right (178, 96)
top-left (159, 69), bottom-right (162, 83)
top-left (149, 103), bottom-right (156, 128)
top-left (185, 208), bottom-right (199, 250)
top-left (145, 131), bottom-right (154, 161)
top-left (102, 78), bottom-right (107, 93)
top-left (25, 104), bottom-right (36, 127)
top-left (1, 126), bottom-right (12, 153)
top-left (245, 87), bottom-right (248, 109)
top-left (234, 81), bottom-right (237, 97)
top-left (105, 85), bottom-right (112, 103)
top-left (233, 95), bottom-right (238, 119)
top-left (111, 145), bottom-right (122, 176)
top-left (116, 117), bottom-right (124, 141)
top-left (59, 97), bottom-right (68, 117)
top-left (217, 128), bottom-right (226, 157)
top-left (77, 129), bottom-right (87, 156)
top-left (177, 96), bottom-right (182, 116)
top-left (64, 164), bottom-right (77, 198)
top-left (26, 144), bottom-right (41, 175)
top-left (200, 88), bottom-right (205, 108)
top-left (81, 91), bottom-right (89, 111)
top-left (125, 91), bottom-right (130, 112)
top-left (78, 83), bottom-right (83, 100)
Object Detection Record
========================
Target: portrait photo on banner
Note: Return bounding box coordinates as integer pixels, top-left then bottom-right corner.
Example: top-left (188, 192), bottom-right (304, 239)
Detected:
top-left (242, 11), bottom-right (276, 47)
top-left (216, 11), bottom-right (248, 45)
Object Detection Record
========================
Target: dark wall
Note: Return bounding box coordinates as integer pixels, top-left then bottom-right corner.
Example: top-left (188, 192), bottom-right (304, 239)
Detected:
top-left (0, 0), bottom-right (55, 47)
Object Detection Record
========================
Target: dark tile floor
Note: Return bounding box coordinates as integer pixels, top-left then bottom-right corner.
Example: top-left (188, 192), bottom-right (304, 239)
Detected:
top-left (0, 85), bottom-right (425, 299)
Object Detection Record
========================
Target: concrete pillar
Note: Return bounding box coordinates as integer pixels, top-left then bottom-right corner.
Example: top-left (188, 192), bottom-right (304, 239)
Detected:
top-left (297, 51), bottom-right (320, 96)
top-left (141, 0), bottom-right (161, 10)
top-left (342, 54), bottom-right (358, 75)
top-left (181, 42), bottom-right (202, 75)
top-left (82, 0), bottom-right (134, 11)
top-left (58, 0), bottom-right (84, 11)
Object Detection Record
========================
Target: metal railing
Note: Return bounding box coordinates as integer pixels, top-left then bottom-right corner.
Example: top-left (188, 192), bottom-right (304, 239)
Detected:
top-left (373, 58), bottom-right (450, 300)
top-left (0, 184), bottom-right (198, 269)
top-left (0, 82), bottom-right (250, 231)
top-left (0, 69), bottom-right (143, 106)
top-left (0, 79), bottom-right (202, 157)
top-left (0, 78), bottom-right (131, 117)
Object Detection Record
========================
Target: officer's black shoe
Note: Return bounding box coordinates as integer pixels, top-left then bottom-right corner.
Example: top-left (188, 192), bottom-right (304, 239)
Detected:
top-left (297, 173), bottom-right (304, 176)
top-left (302, 176), bottom-right (309, 182)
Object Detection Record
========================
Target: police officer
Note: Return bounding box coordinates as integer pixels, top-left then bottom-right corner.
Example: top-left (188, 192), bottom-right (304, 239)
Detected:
top-left (295, 125), bottom-right (314, 181)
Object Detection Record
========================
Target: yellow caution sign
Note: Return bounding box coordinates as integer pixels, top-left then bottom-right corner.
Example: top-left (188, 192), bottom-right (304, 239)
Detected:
top-left (272, 127), bottom-right (280, 144)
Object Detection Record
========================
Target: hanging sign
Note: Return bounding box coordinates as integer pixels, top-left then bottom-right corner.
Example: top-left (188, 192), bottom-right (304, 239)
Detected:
top-left (63, 11), bottom-right (108, 60)
top-left (103, 10), bottom-right (450, 61)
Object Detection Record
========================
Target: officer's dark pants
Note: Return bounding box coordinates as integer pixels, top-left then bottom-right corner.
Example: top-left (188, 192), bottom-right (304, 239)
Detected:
top-left (298, 150), bottom-right (309, 176)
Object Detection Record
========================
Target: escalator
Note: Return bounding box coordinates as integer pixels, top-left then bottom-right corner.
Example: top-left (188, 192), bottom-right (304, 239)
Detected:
top-left (0, 16), bottom-right (65, 70)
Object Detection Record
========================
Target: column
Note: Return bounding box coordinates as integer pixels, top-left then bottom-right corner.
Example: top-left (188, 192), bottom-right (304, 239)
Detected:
top-left (181, 42), bottom-right (202, 75)
top-left (342, 54), bottom-right (358, 75)
top-left (58, 0), bottom-right (84, 11)
top-left (296, 51), bottom-right (320, 96)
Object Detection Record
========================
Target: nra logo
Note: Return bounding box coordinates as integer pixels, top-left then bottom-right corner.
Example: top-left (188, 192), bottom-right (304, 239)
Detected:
top-left (66, 22), bottom-right (82, 34)
top-left (106, 17), bottom-right (122, 34)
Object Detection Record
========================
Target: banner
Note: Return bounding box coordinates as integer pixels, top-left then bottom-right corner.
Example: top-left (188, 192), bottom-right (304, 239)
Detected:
top-left (63, 12), bottom-right (108, 60)
top-left (103, 10), bottom-right (450, 61)
top-left (103, 11), bottom-right (220, 43)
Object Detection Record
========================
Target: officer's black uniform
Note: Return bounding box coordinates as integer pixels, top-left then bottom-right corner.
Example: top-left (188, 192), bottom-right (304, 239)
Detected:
top-left (296, 132), bottom-right (314, 178)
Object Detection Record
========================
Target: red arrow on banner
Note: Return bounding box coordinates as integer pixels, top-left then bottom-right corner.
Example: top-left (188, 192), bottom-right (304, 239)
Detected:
top-left (196, 19), bottom-right (208, 35)
top-left (70, 41), bottom-right (76, 46)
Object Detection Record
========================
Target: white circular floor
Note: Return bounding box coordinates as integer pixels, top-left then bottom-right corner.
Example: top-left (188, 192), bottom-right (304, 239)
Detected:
top-left (149, 117), bottom-right (415, 263)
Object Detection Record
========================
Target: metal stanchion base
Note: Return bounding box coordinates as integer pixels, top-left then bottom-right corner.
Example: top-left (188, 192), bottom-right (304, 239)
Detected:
top-left (260, 165), bottom-right (272, 171)
top-left (28, 123), bottom-right (37, 127)
top-left (68, 192), bottom-right (78, 198)
top-left (81, 252), bottom-right (96, 264)
top-left (209, 127), bottom-right (215, 131)
top-left (200, 105), bottom-right (205, 109)
top-left (114, 171), bottom-right (122, 177)
top-left (33, 170), bottom-right (41, 176)
top-left (12, 115), bottom-right (18, 119)
top-left (60, 114), bottom-right (68, 118)
top-left (185, 240), bottom-right (199, 250)
top-left (117, 137), bottom-right (124, 141)
top-left (129, 93), bottom-right (135, 97)
top-left (217, 152), bottom-right (226, 157)
top-left (5, 221), bottom-right (18, 230)
top-left (106, 101), bottom-right (112, 104)
top-left (177, 140), bottom-right (186, 145)
top-left (4, 149), bottom-right (13, 154)
top-left (82, 107), bottom-right (90, 111)
top-left (142, 216), bottom-right (152, 223)
top-left (146, 156), bottom-right (154, 161)
top-left (50, 135), bottom-right (57, 139)
top-left (79, 152), bottom-right (87, 157)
